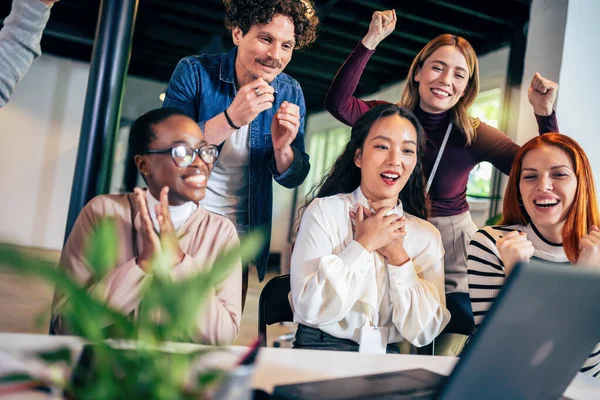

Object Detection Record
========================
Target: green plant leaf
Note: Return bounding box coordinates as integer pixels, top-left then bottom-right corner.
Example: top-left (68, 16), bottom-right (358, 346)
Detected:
top-left (238, 229), bottom-right (267, 267)
top-left (37, 347), bottom-right (72, 364)
top-left (136, 230), bottom-right (266, 342)
top-left (0, 220), bottom-right (267, 398)
top-left (0, 242), bottom-right (136, 339)
top-left (197, 369), bottom-right (222, 386)
top-left (0, 373), bottom-right (35, 383)
top-left (486, 213), bottom-right (503, 226)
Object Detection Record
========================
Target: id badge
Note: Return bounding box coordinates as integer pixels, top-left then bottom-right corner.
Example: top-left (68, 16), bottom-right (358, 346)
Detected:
top-left (359, 326), bottom-right (389, 354)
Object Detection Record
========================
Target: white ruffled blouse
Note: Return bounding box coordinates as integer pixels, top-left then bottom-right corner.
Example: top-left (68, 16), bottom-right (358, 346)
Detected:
top-left (290, 187), bottom-right (450, 347)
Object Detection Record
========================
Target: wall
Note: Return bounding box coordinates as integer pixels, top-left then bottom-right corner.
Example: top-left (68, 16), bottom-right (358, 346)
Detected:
top-left (512, 0), bottom-right (599, 199)
top-left (513, 0), bottom-right (568, 146)
top-left (0, 54), bottom-right (165, 250)
top-left (555, 0), bottom-right (600, 192)
top-left (0, 55), bottom-right (87, 249)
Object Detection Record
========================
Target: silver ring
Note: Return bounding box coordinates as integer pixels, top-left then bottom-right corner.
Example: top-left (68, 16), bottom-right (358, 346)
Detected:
top-left (254, 87), bottom-right (262, 97)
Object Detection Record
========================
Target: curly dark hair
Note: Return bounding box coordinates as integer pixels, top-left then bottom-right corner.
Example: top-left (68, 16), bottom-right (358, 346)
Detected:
top-left (223, 0), bottom-right (318, 50)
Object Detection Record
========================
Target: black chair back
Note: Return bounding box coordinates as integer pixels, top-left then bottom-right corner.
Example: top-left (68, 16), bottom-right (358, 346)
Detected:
top-left (258, 274), bottom-right (293, 347)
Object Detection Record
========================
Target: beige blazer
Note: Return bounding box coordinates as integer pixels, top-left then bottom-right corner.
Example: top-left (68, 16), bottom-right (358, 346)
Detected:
top-left (51, 193), bottom-right (242, 345)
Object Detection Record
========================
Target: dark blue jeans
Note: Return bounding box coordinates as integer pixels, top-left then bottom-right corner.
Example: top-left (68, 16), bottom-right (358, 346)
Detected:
top-left (293, 324), bottom-right (401, 354)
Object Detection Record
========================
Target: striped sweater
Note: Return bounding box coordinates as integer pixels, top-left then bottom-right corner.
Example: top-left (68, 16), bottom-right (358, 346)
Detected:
top-left (467, 224), bottom-right (600, 378)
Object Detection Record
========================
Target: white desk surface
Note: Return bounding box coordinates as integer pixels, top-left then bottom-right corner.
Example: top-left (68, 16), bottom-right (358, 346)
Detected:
top-left (1, 332), bottom-right (600, 399)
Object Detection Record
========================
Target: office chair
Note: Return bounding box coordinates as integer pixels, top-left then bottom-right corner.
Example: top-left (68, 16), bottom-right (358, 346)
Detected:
top-left (258, 274), bottom-right (294, 347)
top-left (256, 274), bottom-right (436, 353)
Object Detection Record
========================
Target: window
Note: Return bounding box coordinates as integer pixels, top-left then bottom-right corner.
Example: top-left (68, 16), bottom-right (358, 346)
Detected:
top-left (290, 125), bottom-right (351, 240)
top-left (298, 87), bottom-right (504, 211)
top-left (300, 125), bottom-right (351, 199)
top-left (466, 88), bottom-right (502, 198)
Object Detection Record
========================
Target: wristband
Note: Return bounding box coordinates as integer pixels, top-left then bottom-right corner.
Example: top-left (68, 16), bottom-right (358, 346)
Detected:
top-left (224, 108), bottom-right (240, 130)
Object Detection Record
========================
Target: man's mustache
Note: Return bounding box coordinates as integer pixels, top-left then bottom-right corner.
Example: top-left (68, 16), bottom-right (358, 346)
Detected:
top-left (256, 58), bottom-right (283, 69)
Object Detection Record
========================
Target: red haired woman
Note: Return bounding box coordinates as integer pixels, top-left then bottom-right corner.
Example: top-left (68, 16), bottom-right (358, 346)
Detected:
top-left (468, 133), bottom-right (600, 377)
top-left (324, 10), bottom-right (559, 333)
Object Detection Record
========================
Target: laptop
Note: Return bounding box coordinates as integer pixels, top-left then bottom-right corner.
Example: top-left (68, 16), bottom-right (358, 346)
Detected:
top-left (272, 260), bottom-right (600, 400)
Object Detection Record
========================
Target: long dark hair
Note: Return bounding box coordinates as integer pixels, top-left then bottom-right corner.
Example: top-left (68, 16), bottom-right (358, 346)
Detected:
top-left (309, 104), bottom-right (429, 219)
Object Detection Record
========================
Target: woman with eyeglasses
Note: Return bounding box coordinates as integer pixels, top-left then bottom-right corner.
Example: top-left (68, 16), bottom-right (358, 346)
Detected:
top-left (51, 108), bottom-right (242, 345)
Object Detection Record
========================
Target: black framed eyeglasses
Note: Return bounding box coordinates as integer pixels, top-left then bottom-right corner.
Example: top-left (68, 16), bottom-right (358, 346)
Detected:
top-left (142, 144), bottom-right (219, 167)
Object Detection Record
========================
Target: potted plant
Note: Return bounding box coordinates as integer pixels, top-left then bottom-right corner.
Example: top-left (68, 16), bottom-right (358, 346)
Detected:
top-left (0, 217), bottom-right (263, 399)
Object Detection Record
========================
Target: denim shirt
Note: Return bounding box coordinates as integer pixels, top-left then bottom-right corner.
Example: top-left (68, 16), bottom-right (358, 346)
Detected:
top-left (163, 46), bottom-right (310, 280)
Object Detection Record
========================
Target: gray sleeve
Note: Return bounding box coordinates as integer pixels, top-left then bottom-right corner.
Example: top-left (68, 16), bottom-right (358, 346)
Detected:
top-left (0, 0), bottom-right (51, 107)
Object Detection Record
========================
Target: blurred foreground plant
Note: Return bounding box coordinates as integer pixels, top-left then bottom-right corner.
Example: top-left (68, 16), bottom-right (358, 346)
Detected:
top-left (0, 217), bottom-right (264, 399)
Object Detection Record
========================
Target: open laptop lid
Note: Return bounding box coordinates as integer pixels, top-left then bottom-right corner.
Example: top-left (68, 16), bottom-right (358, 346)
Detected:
top-left (439, 260), bottom-right (600, 400)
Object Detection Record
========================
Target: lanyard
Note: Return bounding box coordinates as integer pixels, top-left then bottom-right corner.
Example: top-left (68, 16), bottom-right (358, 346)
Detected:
top-left (370, 264), bottom-right (387, 327)
top-left (426, 122), bottom-right (453, 194)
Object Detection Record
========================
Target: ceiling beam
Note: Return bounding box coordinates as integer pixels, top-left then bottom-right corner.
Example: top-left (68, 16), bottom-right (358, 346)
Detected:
top-left (293, 51), bottom-right (393, 76)
top-left (153, 12), bottom-right (229, 37)
top-left (303, 94), bottom-right (329, 110)
top-left (132, 56), bottom-right (179, 73)
top-left (292, 77), bottom-right (326, 92)
top-left (44, 26), bottom-right (94, 46)
top-left (137, 22), bottom-right (214, 50)
top-left (293, 47), bottom-right (343, 61)
top-left (288, 64), bottom-right (380, 91)
top-left (351, 0), bottom-right (488, 39)
top-left (312, 41), bottom-right (410, 68)
top-left (148, 0), bottom-right (225, 23)
top-left (285, 64), bottom-right (335, 82)
top-left (319, 25), bottom-right (417, 57)
top-left (24, 20), bottom-right (94, 46)
top-left (295, 83), bottom-right (327, 98)
top-left (319, 0), bottom-right (344, 18)
top-left (426, 0), bottom-right (516, 27)
top-left (326, 10), bottom-right (430, 45)
top-left (128, 63), bottom-right (170, 83)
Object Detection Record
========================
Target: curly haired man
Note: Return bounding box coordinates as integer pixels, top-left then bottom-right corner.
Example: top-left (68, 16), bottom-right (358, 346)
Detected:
top-left (162, 0), bottom-right (319, 304)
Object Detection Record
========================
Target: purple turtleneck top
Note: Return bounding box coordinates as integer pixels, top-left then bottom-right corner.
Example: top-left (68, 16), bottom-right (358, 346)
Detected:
top-left (324, 41), bottom-right (559, 217)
